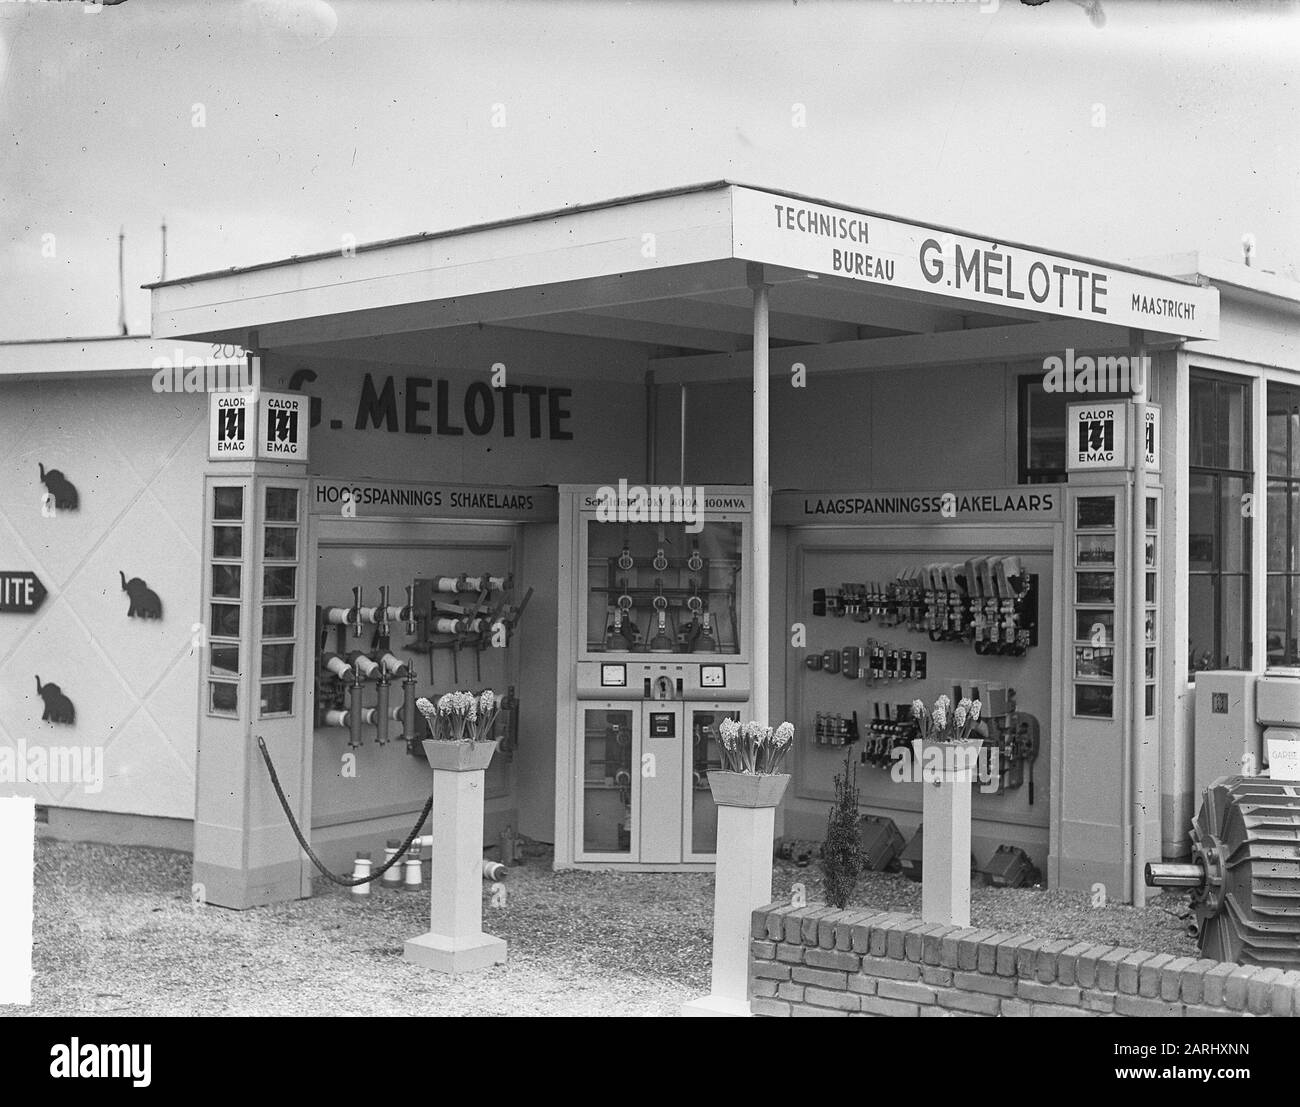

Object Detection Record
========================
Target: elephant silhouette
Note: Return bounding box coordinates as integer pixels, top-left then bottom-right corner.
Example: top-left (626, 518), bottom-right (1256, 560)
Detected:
top-left (38, 463), bottom-right (79, 511)
top-left (35, 675), bottom-right (75, 725)
top-left (120, 571), bottom-right (163, 619)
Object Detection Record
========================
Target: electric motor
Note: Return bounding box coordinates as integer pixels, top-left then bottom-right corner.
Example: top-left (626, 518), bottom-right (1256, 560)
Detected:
top-left (1147, 775), bottom-right (1300, 968)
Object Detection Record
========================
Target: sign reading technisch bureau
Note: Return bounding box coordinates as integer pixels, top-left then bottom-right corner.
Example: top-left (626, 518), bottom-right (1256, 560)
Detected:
top-left (732, 187), bottom-right (1219, 340)
top-left (773, 488), bottom-right (1061, 525)
top-left (310, 479), bottom-right (558, 521)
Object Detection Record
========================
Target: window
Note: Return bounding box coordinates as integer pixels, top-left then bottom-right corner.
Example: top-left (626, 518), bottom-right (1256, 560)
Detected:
top-left (207, 485), bottom-right (244, 716)
top-left (1265, 383), bottom-right (1300, 668)
top-left (1188, 372), bottom-right (1251, 674)
top-left (1018, 376), bottom-right (1069, 484)
top-left (259, 486), bottom-right (299, 717)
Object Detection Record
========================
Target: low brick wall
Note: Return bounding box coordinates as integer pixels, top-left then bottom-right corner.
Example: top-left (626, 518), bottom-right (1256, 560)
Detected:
top-left (750, 903), bottom-right (1300, 1018)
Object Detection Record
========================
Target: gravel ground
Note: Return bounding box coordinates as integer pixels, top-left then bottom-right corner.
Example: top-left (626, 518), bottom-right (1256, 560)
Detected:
top-left (5, 840), bottom-right (1197, 1017)
top-left (771, 867), bottom-right (1200, 959)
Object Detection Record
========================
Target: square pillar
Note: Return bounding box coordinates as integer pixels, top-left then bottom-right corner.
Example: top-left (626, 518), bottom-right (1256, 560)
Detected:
top-left (682, 771), bottom-right (788, 1017)
top-left (916, 739), bottom-right (981, 929)
top-left (403, 740), bottom-right (507, 973)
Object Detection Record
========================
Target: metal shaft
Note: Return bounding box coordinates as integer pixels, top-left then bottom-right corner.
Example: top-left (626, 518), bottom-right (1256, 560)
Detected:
top-left (1144, 861), bottom-right (1205, 888)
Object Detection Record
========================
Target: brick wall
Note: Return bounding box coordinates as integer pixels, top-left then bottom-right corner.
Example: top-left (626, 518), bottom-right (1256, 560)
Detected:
top-left (750, 904), bottom-right (1300, 1018)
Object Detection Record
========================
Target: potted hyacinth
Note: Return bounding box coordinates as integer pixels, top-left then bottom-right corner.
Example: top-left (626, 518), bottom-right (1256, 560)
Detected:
top-left (415, 689), bottom-right (500, 772)
top-left (708, 719), bottom-right (795, 808)
top-left (910, 695), bottom-right (985, 784)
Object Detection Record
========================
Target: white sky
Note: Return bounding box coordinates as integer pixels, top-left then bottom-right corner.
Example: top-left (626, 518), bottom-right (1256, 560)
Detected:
top-left (1, 0), bottom-right (1297, 340)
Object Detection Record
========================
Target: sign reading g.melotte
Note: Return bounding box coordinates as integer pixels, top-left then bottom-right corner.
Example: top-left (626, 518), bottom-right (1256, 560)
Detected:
top-left (731, 186), bottom-right (1219, 340)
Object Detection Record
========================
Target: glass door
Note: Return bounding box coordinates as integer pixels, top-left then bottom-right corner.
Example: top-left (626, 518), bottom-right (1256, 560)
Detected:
top-left (1072, 494), bottom-right (1118, 718)
top-left (683, 706), bottom-right (740, 861)
top-left (578, 706), bottom-right (639, 860)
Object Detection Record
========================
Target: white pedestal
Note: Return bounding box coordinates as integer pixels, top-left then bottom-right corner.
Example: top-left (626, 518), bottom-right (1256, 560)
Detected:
top-left (916, 740), bottom-right (980, 929)
top-left (682, 772), bottom-right (788, 1017)
top-left (404, 741), bottom-right (507, 974)
top-left (403, 930), bottom-right (508, 973)
top-left (680, 993), bottom-right (753, 1018)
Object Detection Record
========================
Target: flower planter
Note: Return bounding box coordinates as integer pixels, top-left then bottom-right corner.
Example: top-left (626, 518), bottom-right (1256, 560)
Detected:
top-left (910, 737), bottom-right (984, 785)
top-left (420, 738), bottom-right (499, 773)
top-left (707, 771), bottom-right (791, 808)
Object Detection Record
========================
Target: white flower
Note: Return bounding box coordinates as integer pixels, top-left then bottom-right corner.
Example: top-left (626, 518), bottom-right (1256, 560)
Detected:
top-left (416, 697), bottom-right (437, 719)
top-left (932, 706), bottom-right (947, 731)
top-left (719, 717), bottom-right (739, 750)
top-left (970, 699), bottom-right (981, 722)
top-left (773, 722), bottom-right (794, 748)
top-left (911, 699), bottom-right (925, 719)
top-left (954, 705), bottom-right (967, 729)
top-left (443, 690), bottom-right (476, 719)
top-left (935, 694), bottom-right (952, 713)
top-left (479, 689), bottom-right (496, 715)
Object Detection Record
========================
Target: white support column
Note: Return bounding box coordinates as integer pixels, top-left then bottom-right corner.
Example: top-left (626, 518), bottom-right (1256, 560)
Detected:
top-left (1129, 332), bottom-right (1149, 907)
top-left (404, 742), bottom-right (506, 973)
top-left (918, 741), bottom-right (979, 928)
top-left (683, 803), bottom-right (778, 1016)
top-left (750, 267), bottom-right (771, 724)
top-left (682, 772), bottom-right (789, 1017)
top-left (681, 271), bottom-right (778, 1017)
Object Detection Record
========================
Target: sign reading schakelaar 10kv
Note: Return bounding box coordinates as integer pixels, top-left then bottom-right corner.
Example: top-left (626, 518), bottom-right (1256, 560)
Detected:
top-left (731, 187), bottom-right (1219, 340)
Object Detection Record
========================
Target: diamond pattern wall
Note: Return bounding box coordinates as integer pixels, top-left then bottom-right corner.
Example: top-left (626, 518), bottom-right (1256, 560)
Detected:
top-left (0, 376), bottom-right (205, 819)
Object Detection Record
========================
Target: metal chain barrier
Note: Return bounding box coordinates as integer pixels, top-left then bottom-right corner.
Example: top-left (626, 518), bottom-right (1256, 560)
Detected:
top-left (257, 735), bottom-right (433, 887)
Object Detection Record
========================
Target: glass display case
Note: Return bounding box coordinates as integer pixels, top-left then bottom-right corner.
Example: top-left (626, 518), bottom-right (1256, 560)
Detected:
top-left (583, 521), bottom-right (744, 656)
top-left (582, 708), bottom-right (636, 855)
top-left (1146, 494), bottom-right (1158, 718)
top-left (561, 486), bottom-right (752, 871)
top-left (1073, 495), bottom-right (1117, 718)
top-left (686, 708), bottom-right (739, 858)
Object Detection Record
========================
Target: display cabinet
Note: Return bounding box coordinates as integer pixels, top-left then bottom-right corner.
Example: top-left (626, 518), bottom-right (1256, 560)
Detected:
top-left (685, 707), bottom-right (740, 860)
top-left (582, 519), bottom-right (745, 658)
top-left (557, 485), bottom-right (753, 870)
top-left (1145, 493), bottom-right (1159, 718)
top-left (581, 707), bottom-right (637, 857)
top-left (1073, 494), bottom-right (1118, 718)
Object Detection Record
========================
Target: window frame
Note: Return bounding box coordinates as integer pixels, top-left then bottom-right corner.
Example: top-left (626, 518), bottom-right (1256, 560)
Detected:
top-left (1265, 382), bottom-right (1300, 669)
top-left (1017, 374), bottom-right (1070, 485)
top-left (1187, 369), bottom-right (1253, 674)
top-left (258, 485), bottom-right (300, 719)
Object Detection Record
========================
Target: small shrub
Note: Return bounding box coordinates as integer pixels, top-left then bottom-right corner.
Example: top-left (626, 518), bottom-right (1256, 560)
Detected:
top-left (822, 750), bottom-right (864, 909)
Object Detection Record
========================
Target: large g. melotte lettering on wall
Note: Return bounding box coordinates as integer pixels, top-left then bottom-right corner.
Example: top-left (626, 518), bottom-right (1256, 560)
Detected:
top-left (354, 374), bottom-right (574, 441)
